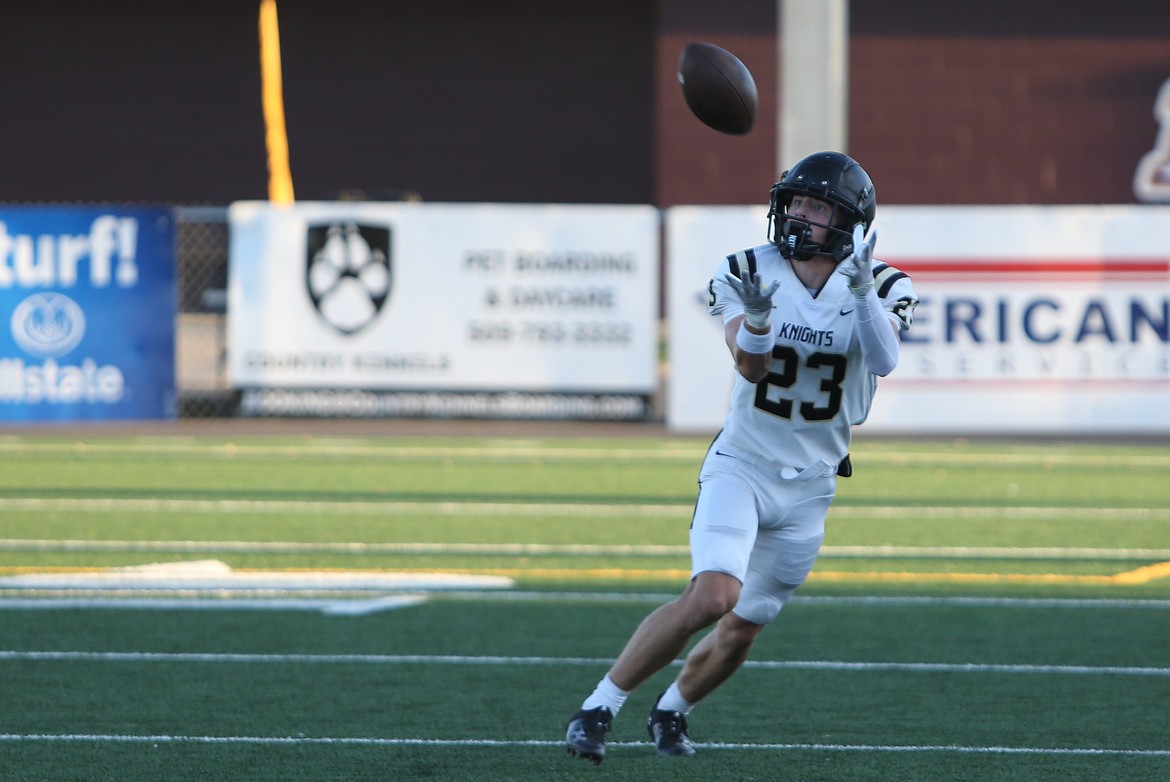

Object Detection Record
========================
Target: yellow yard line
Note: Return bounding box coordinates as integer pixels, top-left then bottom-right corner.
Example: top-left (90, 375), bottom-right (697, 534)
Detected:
top-left (812, 561), bottom-right (1170, 586)
top-left (811, 572), bottom-right (1117, 585)
top-left (373, 564), bottom-right (1170, 586)
top-left (1109, 560), bottom-right (1170, 585)
top-left (255, 564), bottom-right (1170, 585)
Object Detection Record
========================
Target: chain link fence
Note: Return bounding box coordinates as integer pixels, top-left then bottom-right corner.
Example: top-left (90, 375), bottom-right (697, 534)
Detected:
top-left (175, 207), bottom-right (234, 418)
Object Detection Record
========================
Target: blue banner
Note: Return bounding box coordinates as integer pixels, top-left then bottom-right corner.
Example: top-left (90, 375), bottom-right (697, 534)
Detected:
top-left (0, 206), bottom-right (175, 421)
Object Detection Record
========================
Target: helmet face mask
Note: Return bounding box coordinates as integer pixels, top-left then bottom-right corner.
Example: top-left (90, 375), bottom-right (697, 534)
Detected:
top-left (772, 206), bottom-right (853, 263)
top-left (767, 151), bottom-right (876, 262)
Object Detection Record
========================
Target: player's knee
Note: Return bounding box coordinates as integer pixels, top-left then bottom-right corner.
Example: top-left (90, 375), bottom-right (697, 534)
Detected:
top-left (681, 572), bottom-right (741, 628)
top-left (735, 537), bottom-right (822, 626)
top-left (734, 587), bottom-right (784, 625)
top-left (720, 613), bottom-right (763, 656)
top-left (736, 578), bottom-right (808, 624)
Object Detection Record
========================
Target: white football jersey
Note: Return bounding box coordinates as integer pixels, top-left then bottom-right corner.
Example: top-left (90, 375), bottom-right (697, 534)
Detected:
top-left (708, 242), bottom-right (917, 470)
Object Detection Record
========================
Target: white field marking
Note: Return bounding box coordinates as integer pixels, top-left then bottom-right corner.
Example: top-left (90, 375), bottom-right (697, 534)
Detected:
top-left (0, 733), bottom-right (1167, 757)
top-left (0, 735), bottom-right (1165, 758)
top-left (0, 597), bottom-right (429, 614)
top-left (3, 538), bottom-right (1170, 561)
top-left (438, 592), bottom-right (1170, 610)
top-left (792, 595), bottom-right (1170, 609)
top-left (0, 539), bottom-right (695, 556)
top-left (2, 650), bottom-right (1168, 677)
top-left (2, 437), bottom-right (1169, 470)
top-left (1, 497), bottom-right (1168, 521)
top-left (318, 596), bottom-right (431, 616)
top-left (0, 497), bottom-right (686, 517)
top-left (0, 560), bottom-right (514, 592)
top-left (0, 440), bottom-right (704, 463)
top-left (4, 593), bottom-right (1170, 612)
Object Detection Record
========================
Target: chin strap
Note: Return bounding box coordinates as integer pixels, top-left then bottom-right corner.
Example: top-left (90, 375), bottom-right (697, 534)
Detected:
top-left (781, 218), bottom-right (858, 262)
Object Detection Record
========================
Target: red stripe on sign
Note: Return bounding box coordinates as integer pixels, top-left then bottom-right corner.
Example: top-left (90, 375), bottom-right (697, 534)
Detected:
top-left (889, 259), bottom-right (1170, 279)
top-left (882, 378), bottom-right (1170, 388)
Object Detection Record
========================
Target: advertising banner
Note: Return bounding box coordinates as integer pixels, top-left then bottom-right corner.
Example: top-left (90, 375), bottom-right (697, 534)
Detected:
top-left (667, 205), bottom-right (1170, 435)
top-left (228, 202), bottom-right (659, 419)
top-left (0, 206), bottom-right (175, 421)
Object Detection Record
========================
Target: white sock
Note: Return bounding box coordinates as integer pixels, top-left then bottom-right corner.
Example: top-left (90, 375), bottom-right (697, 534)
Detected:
top-left (581, 674), bottom-right (629, 715)
top-left (654, 681), bottom-right (694, 715)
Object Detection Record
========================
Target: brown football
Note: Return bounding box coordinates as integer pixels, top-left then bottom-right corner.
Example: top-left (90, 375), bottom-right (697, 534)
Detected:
top-left (678, 42), bottom-right (758, 135)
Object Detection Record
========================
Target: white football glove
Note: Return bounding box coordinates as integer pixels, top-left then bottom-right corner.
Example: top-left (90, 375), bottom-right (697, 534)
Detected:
top-left (837, 223), bottom-right (877, 297)
top-left (724, 269), bottom-right (779, 329)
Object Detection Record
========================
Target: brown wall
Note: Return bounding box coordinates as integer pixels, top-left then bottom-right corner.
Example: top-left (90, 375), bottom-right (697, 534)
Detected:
top-left (848, 2), bottom-right (1170, 205)
top-left (652, 0), bottom-right (1170, 207)
top-left (655, 0), bottom-right (779, 207)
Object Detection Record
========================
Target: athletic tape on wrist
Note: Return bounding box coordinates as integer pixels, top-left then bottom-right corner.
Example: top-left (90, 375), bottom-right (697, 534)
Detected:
top-left (853, 285), bottom-right (881, 320)
top-left (743, 310), bottom-right (771, 330)
top-left (736, 322), bottom-right (775, 354)
top-left (848, 281), bottom-right (875, 299)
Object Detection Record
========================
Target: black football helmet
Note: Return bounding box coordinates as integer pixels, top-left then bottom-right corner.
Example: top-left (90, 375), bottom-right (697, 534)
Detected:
top-left (767, 151), bottom-right (876, 262)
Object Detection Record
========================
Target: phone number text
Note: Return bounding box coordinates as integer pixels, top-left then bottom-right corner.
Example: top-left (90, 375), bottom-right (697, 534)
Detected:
top-left (468, 321), bottom-right (634, 345)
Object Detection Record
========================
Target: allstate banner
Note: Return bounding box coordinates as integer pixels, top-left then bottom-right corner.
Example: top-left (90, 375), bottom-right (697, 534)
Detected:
top-left (0, 206), bottom-right (175, 421)
top-left (228, 202), bottom-right (659, 419)
top-left (667, 205), bottom-right (1170, 435)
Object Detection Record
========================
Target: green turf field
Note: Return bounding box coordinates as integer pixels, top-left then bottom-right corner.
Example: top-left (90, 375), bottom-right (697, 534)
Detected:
top-left (0, 431), bottom-right (1168, 781)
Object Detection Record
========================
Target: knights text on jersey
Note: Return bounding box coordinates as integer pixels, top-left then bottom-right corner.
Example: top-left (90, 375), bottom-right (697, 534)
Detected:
top-left (707, 243), bottom-right (917, 470)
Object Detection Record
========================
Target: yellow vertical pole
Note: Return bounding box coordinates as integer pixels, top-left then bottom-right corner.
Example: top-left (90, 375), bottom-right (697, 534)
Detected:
top-left (259, 0), bottom-right (295, 204)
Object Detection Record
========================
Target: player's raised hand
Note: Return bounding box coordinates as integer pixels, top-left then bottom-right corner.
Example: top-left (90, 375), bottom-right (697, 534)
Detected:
top-left (724, 270), bottom-right (779, 329)
top-left (838, 223), bottom-right (877, 296)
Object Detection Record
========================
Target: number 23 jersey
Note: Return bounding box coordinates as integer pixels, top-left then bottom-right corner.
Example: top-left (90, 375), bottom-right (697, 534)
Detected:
top-left (707, 242), bottom-right (918, 470)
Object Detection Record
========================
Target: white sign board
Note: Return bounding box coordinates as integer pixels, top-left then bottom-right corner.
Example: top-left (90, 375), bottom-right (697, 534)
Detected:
top-left (667, 205), bottom-right (1170, 435)
top-left (228, 202), bottom-right (659, 414)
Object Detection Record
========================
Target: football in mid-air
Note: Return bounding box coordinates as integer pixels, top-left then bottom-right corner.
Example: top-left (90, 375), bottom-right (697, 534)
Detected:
top-left (677, 42), bottom-right (758, 135)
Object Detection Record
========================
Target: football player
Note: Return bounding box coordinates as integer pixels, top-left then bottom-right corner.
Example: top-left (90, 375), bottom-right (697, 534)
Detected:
top-left (565, 151), bottom-right (919, 764)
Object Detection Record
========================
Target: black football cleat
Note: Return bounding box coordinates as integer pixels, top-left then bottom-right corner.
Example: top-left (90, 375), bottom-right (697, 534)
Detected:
top-left (647, 701), bottom-right (697, 757)
top-left (565, 706), bottom-right (613, 765)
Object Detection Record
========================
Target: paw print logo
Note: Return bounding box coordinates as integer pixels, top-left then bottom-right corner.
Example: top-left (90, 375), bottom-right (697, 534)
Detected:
top-left (305, 222), bottom-right (392, 335)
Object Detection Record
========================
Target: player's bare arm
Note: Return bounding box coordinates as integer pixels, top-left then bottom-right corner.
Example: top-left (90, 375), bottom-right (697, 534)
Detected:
top-left (722, 269), bottom-right (778, 383)
top-left (723, 315), bottom-right (771, 382)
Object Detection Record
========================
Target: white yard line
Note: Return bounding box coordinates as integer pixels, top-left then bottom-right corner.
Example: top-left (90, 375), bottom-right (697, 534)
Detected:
top-left (0, 441), bottom-right (703, 462)
top-left (3, 537), bottom-right (1169, 561)
top-left (0, 497), bottom-right (1168, 521)
top-left (4, 592), bottom-right (1170, 611)
top-left (0, 561), bottom-right (511, 590)
top-left (2, 438), bottom-right (1168, 469)
top-left (0, 562), bottom-right (506, 614)
top-left (0, 497), bottom-right (687, 517)
top-left (0, 597), bottom-right (429, 614)
top-left (1, 650), bottom-right (1167, 677)
top-left (442, 592), bottom-right (1170, 609)
top-left (0, 732), bottom-right (1166, 757)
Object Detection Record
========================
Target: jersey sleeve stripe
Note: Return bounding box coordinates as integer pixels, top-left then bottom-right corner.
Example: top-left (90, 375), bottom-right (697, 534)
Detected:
top-left (727, 252), bottom-right (742, 279)
top-left (727, 248), bottom-right (759, 280)
top-left (874, 265), bottom-right (909, 298)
